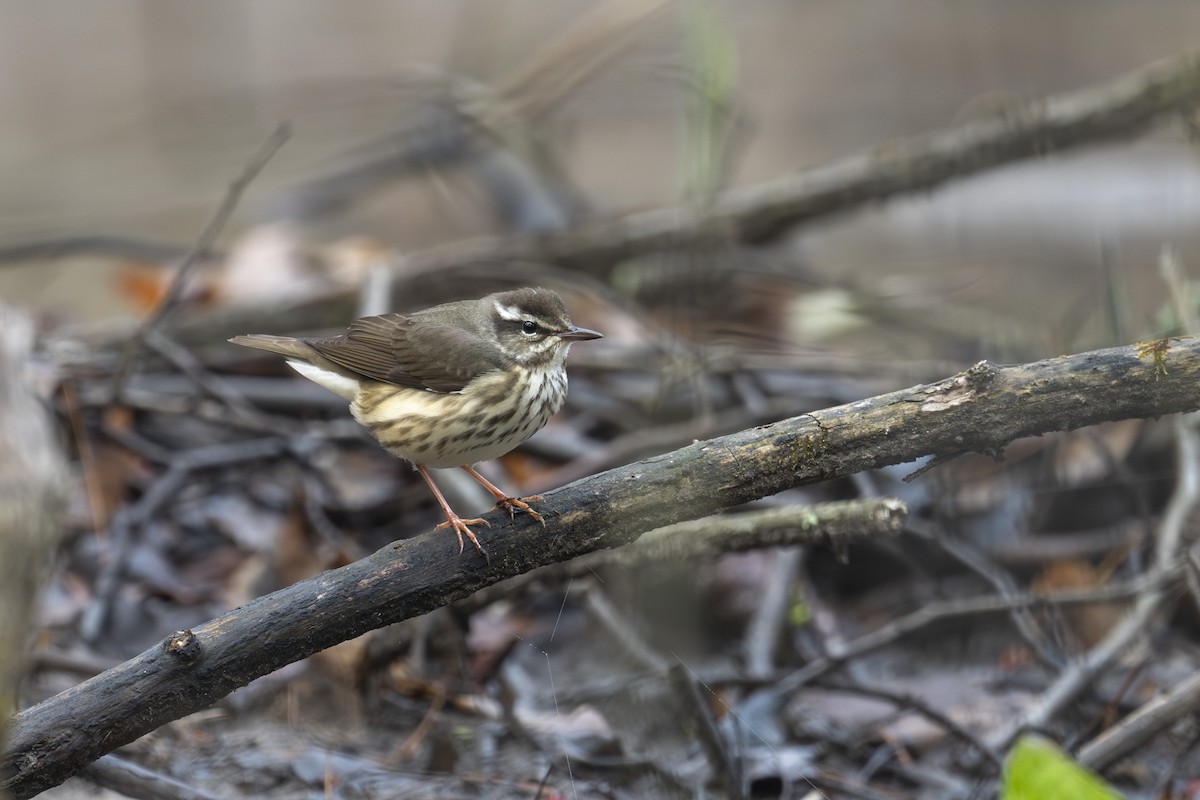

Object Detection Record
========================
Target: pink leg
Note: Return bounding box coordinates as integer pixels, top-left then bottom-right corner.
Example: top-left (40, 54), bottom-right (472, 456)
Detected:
top-left (417, 464), bottom-right (488, 555)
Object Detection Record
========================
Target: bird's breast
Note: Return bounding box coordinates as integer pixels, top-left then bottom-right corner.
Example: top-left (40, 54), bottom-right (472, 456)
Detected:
top-left (350, 367), bottom-right (568, 469)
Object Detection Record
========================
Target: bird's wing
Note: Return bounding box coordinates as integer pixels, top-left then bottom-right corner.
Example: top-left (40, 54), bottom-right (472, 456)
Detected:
top-left (304, 313), bottom-right (504, 392)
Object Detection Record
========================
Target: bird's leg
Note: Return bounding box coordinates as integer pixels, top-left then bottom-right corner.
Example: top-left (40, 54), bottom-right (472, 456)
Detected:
top-left (417, 465), bottom-right (489, 555)
top-left (460, 465), bottom-right (545, 526)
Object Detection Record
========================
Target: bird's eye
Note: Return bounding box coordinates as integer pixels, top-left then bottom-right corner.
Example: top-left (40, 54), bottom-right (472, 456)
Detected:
top-left (521, 320), bottom-right (539, 335)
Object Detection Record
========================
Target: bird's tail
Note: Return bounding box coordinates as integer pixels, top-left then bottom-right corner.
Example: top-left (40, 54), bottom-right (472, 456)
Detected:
top-left (229, 334), bottom-right (361, 401)
top-left (228, 334), bottom-right (312, 360)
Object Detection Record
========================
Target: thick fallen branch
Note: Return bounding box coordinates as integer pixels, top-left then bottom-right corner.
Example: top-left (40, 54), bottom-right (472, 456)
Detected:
top-left (5, 337), bottom-right (1200, 797)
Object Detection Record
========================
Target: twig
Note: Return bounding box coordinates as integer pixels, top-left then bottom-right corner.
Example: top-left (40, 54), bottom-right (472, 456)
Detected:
top-left (8, 338), bottom-right (1200, 798)
top-left (96, 423), bottom-right (176, 466)
top-left (499, 0), bottom-right (673, 122)
top-left (60, 381), bottom-right (111, 534)
top-left (987, 520), bottom-right (1148, 566)
top-left (110, 123), bottom-right (291, 398)
top-left (1151, 724), bottom-right (1200, 800)
top-left (81, 378), bottom-right (353, 438)
top-left (812, 679), bottom-right (1004, 770)
top-left (1079, 667), bottom-right (1200, 771)
top-left (392, 684), bottom-right (446, 762)
top-left (0, 236), bottom-right (208, 267)
top-left (604, 500), bottom-right (908, 564)
top-left (743, 546), bottom-right (803, 679)
top-left (534, 764), bottom-right (554, 800)
top-left (81, 753), bottom-right (223, 800)
top-left (28, 649), bottom-right (121, 680)
top-left (771, 567), bottom-right (1180, 701)
top-left (667, 661), bottom-right (744, 799)
top-left (456, 499), bottom-right (907, 615)
top-left (1186, 549), bottom-right (1200, 615)
top-left (809, 770), bottom-right (902, 800)
top-left (82, 374), bottom-right (347, 416)
top-left (584, 587), bottom-right (670, 673)
top-left (1070, 653), bottom-right (1151, 751)
top-left (299, 471), bottom-right (362, 558)
top-left (920, 526), bottom-right (1065, 670)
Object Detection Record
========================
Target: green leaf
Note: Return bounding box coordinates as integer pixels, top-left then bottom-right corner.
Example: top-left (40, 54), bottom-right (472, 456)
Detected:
top-left (1002, 735), bottom-right (1123, 800)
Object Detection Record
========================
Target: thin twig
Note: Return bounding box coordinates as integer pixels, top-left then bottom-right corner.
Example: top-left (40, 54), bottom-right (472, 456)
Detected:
top-left (584, 587), bottom-right (670, 673)
top-left (81, 754), bottom-right (223, 800)
top-left (455, 500), bottom-right (908, 616)
top-left (920, 526), bottom-right (1065, 670)
top-left (0, 236), bottom-right (208, 268)
top-left (1079, 663), bottom-right (1200, 771)
top-left (771, 566), bottom-right (1182, 700)
top-left (813, 679), bottom-right (1004, 770)
top-left (743, 546), bottom-right (803, 679)
top-left (111, 123), bottom-right (291, 398)
top-left (60, 382), bottom-right (110, 535)
top-left (667, 661), bottom-right (744, 799)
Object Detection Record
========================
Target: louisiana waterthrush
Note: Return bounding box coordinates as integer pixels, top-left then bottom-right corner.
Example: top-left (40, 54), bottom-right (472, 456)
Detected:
top-left (231, 287), bottom-right (601, 555)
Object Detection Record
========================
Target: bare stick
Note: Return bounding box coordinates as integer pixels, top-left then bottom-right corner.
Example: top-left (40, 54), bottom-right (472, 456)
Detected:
top-left (6, 338), bottom-right (1200, 798)
top-left (454, 499), bottom-right (907, 615)
top-left (110, 123), bottom-right (291, 398)
top-left (767, 565), bottom-right (1179, 703)
top-left (81, 754), bottom-right (223, 800)
top-left (1078, 670), bottom-right (1200, 771)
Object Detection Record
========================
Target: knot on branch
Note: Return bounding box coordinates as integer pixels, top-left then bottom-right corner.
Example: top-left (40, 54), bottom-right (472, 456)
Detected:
top-left (163, 630), bottom-right (201, 666)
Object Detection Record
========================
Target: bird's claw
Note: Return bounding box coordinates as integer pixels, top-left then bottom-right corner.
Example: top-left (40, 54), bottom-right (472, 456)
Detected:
top-left (435, 515), bottom-right (490, 556)
top-left (495, 495), bottom-right (545, 526)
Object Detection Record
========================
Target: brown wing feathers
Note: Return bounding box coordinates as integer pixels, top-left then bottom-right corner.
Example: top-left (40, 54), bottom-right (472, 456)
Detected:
top-left (304, 313), bottom-right (504, 393)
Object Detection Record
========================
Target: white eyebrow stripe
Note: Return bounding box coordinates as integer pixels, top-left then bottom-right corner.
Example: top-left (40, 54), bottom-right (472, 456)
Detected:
top-left (495, 302), bottom-right (526, 321)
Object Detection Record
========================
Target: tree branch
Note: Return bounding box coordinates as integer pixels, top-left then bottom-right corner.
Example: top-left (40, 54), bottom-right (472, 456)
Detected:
top-left (5, 337), bottom-right (1200, 797)
top-left (399, 46), bottom-right (1200, 274)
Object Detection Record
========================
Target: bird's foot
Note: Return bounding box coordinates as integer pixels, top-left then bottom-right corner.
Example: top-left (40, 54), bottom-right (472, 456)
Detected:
top-left (495, 495), bottom-right (545, 526)
top-left (435, 514), bottom-right (490, 556)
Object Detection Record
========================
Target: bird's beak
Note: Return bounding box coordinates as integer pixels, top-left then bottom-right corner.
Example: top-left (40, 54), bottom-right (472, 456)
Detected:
top-left (557, 326), bottom-right (603, 341)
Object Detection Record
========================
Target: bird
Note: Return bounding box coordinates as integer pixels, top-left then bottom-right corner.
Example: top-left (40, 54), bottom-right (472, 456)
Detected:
top-left (230, 287), bottom-right (601, 556)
